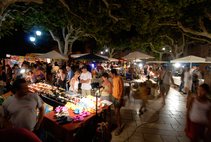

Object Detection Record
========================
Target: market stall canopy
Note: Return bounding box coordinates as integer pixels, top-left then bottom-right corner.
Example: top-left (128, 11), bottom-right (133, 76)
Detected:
top-left (170, 55), bottom-right (206, 63)
top-left (130, 59), bottom-right (142, 62)
top-left (71, 53), bottom-right (118, 62)
top-left (146, 61), bottom-right (169, 64)
top-left (122, 51), bottom-right (154, 60)
top-left (36, 50), bottom-right (68, 60)
top-left (117, 58), bottom-right (128, 62)
top-left (73, 53), bottom-right (108, 61)
top-left (206, 57), bottom-right (211, 62)
top-left (71, 53), bottom-right (88, 58)
top-left (107, 57), bottom-right (118, 62)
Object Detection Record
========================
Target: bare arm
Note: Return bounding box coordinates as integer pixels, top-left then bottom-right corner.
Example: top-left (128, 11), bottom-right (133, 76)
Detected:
top-left (41, 70), bottom-right (47, 81)
top-left (72, 79), bottom-right (76, 92)
top-left (186, 97), bottom-right (194, 130)
top-left (119, 78), bottom-right (124, 98)
top-left (34, 105), bottom-right (44, 130)
top-left (2, 116), bottom-right (11, 128)
top-left (81, 79), bottom-right (90, 83)
top-left (60, 73), bottom-right (66, 81)
top-left (169, 72), bottom-right (175, 86)
top-left (158, 72), bottom-right (162, 81)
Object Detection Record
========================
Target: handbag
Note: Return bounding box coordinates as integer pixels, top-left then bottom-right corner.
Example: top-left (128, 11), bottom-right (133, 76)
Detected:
top-left (159, 71), bottom-right (167, 85)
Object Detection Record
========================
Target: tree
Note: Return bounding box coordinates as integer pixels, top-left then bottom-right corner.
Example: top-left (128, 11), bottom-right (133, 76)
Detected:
top-left (132, 27), bottom-right (199, 60)
top-left (9, 0), bottom-right (97, 56)
top-left (145, 0), bottom-right (211, 44)
top-left (0, 0), bottom-right (42, 38)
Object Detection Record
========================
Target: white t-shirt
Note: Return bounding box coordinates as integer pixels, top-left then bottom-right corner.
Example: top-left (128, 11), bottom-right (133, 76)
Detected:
top-left (80, 71), bottom-right (92, 90)
top-left (1, 93), bottom-right (44, 131)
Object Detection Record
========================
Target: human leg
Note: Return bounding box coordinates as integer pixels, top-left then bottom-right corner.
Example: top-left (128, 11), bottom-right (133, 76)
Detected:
top-left (179, 80), bottom-right (184, 92)
top-left (66, 83), bottom-right (69, 91)
top-left (115, 107), bottom-right (122, 136)
top-left (160, 84), bottom-right (165, 104)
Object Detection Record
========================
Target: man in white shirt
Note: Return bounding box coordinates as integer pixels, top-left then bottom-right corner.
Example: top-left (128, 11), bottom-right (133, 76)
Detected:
top-left (80, 65), bottom-right (92, 96)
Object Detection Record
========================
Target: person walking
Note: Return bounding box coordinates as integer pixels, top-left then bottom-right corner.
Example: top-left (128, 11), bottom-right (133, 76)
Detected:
top-left (192, 66), bottom-right (202, 94)
top-left (185, 83), bottom-right (211, 142)
top-left (1, 79), bottom-right (44, 136)
top-left (159, 65), bottom-right (176, 105)
top-left (184, 66), bottom-right (192, 94)
top-left (179, 68), bottom-right (185, 92)
top-left (80, 65), bottom-right (92, 96)
top-left (110, 69), bottom-right (124, 136)
top-left (66, 65), bottom-right (74, 91)
top-left (100, 73), bottom-right (112, 101)
top-left (69, 70), bottom-right (81, 93)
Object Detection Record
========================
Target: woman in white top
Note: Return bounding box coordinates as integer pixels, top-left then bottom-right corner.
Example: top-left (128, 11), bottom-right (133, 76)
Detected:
top-left (69, 70), bottom-right (81, 93)
top-left (185, 83), bottom-right (211, 141)
top-left (184, 66), bottom-right (192, 94)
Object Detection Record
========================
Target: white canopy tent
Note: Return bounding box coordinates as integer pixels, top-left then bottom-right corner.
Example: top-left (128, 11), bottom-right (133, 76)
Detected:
top-left (71, 53), bottom-right (118, 61)
top-left (36, 50), bottom-right (68, 60)
top-left (130, 59), bottom-right (142, 62)
top-left (146, 61), bottom-right (169, 64)
top-left (170, 55), bottom-right (206, 63)
top-left (170, 55), bottom-right (211, 68)
top-left (122, 51), bottom-right (154, 61)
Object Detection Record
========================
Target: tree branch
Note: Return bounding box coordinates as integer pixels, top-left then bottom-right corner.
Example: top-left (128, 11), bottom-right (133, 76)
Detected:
top-left (49, 30), bottom-right (63, 54)
top-left (59, 0), bottom-right (91, 25)
top-left (102, 0), bottom-right (126, 21)
top-left (158, 22), bottom-right (177, 26)
top-left (149, 43), bottom-right (170, 54)
top-left (199, 19), bottom-right (208, 33)
top-left (179, 28), bottom-right (211, 44)
top-left (62, 28), bottom-right (65, 40)
top-left (177, 21), bottom-right (211, 39)
top-left (83, 33), bottom-right (98, 41)
top-left (161, 35), bottom-right (175, 45)
top-left (205, 9), bottom-right (211, 21)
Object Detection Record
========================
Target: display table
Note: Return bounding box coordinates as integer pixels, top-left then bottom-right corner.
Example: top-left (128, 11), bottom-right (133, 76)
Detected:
top-left (173, 76), bottom-right (204, 86)
top-left (43, 108), bottom-right (102, 142)
top-left (123, 79), bottom-right (157, 84)
top-left (123, 79), bottom-right (158, 95)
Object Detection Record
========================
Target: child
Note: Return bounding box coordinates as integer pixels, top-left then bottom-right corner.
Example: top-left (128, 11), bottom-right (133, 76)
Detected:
top-left (185, 83), bottom-right (211, 142)
top-left (139, 82), bottom-right (149, 114)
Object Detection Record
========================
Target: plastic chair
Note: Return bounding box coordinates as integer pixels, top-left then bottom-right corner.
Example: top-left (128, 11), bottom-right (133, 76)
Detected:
top-left (2, 91), bottom-right (13, 100)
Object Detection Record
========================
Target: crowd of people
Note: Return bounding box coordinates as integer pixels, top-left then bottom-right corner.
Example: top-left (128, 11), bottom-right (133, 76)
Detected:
top-left (0, 60), bottom-right (211, 141)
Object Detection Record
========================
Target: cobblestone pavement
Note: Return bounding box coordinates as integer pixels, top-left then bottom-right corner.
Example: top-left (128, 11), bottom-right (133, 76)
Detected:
top-left (110, 87), bottom-right (190, 142)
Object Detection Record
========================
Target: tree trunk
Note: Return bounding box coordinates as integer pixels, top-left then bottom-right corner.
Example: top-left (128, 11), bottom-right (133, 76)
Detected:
top-left (159, 53), bottom-right (163, 61)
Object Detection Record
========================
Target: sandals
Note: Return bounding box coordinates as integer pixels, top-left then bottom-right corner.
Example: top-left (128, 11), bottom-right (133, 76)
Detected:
top-left (115, 128), bottom-right (122, 136)
top-left (73, 115), bottom-right (84, 122)
top-left (79, 111), bottom-right (90, 117)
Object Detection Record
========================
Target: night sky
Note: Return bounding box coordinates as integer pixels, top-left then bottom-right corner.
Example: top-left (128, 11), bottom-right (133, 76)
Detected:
top-left (0, 26), bottom-right (87, 58)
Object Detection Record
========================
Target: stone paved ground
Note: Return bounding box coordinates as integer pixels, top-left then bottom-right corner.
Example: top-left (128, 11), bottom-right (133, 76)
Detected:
top-left (110, 87), bottom-right (190, 142)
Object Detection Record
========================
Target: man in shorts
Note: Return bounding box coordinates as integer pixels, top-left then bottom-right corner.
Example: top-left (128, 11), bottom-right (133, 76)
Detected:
top-left (80, 65), bottom-right (92, 96)
top-left (110, 69), bottom-right (124, 136)
top-left (159, 65), bottom-right (176, 105)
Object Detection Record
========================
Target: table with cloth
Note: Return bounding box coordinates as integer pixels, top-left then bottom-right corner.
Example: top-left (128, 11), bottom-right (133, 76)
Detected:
top-left (173, 76), bottom-right (204, 86)
top-left (123, 79), bottom-right (158, 95)
top-left (42, 106), bottom-right (111, 142)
